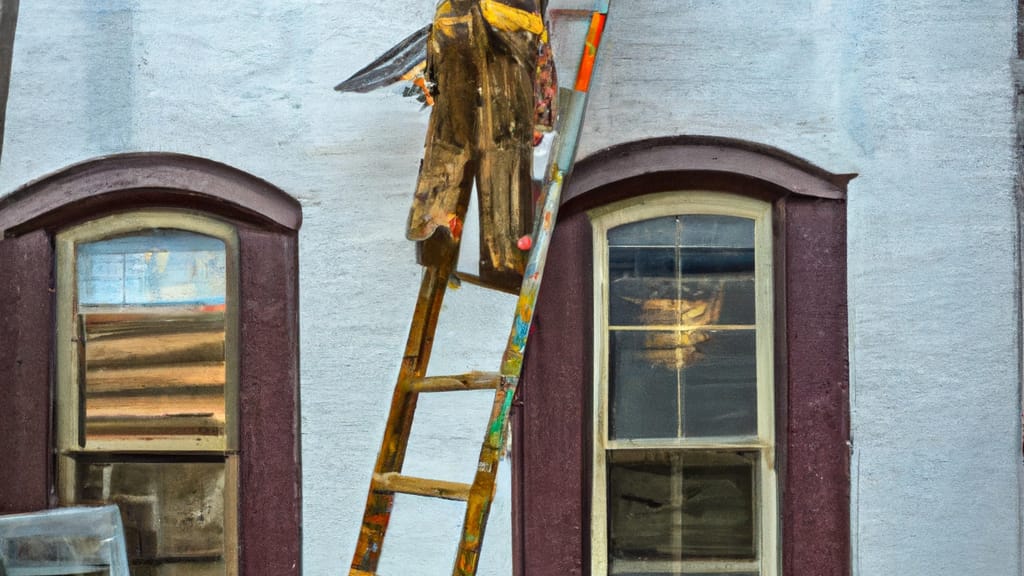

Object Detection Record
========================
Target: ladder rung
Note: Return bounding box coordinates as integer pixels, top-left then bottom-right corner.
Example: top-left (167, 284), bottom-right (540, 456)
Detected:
top-left (402, 372), bottom-right (501, 393)
top-left (372, 472), bottom-right (472, 501)
top-left (451, 271), bottom-right (520, 295)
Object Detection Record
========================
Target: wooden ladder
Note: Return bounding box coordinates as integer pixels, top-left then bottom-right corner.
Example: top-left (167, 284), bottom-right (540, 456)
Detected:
top-left (348, 8), bottom-right (607, 576)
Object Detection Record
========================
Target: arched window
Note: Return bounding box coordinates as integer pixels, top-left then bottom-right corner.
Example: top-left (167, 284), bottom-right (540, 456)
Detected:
top-left (512, 137), bottom-right (853, 576)
top-left (56, 210), bottom-right (240, 574)
top-left (0, 153), bottom-right (302, 576)
top-left (590, 193), bottom-right (776, 576)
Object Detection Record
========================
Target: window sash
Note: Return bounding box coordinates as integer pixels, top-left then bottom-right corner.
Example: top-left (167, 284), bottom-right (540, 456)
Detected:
top-left (56, 210), bottom-right (240, 455)
top-left (590, 192), bottom-right (777, 576)
top-left (55, 209), bottom-right (241, 575)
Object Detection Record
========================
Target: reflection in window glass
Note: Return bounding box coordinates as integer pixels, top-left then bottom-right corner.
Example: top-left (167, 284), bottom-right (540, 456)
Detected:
top-left (78, 231), bottom-right (226, 307)
top-left (610, 330), bottom-right (757, 439)
top-left (77, 231), bottom-right (227, 442)
top-left (607, 215), bottom-right (756, 440)
top-left (75, 459), bottom-right (227, 576)
top-left (607, 451), bottom-right (757, 565)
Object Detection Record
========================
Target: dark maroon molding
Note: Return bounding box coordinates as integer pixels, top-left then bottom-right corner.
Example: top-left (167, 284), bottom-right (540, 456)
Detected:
top-left (514, 211), bottom-right (593, 576)
top-left (563, 136), bottom-right (856, 207)
top-left (238, 226), bottom-right (302, 576)
top-left (0, 153), bottom-right (302, 575)
top-left (0, 152), bottom-right (302, 236)
top-left (781, 197), bottom-right (849, 576)
top-left (514, 139), bottom-right (851, 576)
top-left (0, 229), bottom-right (53, 514)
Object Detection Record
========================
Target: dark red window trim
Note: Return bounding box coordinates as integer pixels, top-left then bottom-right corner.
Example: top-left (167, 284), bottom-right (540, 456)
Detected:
top-left (0, 152), bottom-right (302, 576)
top-left (512, 136), bottom-right (853, 576)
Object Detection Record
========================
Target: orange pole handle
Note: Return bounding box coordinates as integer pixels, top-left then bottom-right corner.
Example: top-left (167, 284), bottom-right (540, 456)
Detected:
top-left (574, 12), bottom-right (607, 92)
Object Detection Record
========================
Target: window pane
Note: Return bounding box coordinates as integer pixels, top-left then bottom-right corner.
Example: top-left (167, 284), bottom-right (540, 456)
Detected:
top-left (608, 215), bottom-right (753, 249)
top-left (77, 230), bottom-right (227, 442)
top-left (607, 215), bottom-right (679, 247)
top-left (609, 273), bottom-right (754, 327)
top-left (610, 565), bottom-right (757, 569)
top-left (682, 330), bottom-right (756, 437)
top-left (73, 459), bottom-right (227, 576)
top-left (609, 215), bottom-right (755, 329)
top-left (607, 213), bottom-right (758, 440)
top-left (609, 331), bottom-right (679, 439)
top-left (78, 231), bottom-right (226, 307)
top-left (607, 451), bottom-right (757, 568)
top-left (609, 330), bottom-right (757, 439)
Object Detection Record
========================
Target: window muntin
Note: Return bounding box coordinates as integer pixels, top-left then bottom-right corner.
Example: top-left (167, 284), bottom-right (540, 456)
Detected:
top-left (56, 210), bottom-right (239, 576)
top-left (591, 192), bottom-right (776, 576)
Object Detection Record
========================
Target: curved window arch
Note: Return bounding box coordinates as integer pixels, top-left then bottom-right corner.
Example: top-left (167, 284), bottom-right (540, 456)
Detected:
top-left (0, 153), bottom-right (301, 576)
top-left (512, 137), bottom-right (852, 576)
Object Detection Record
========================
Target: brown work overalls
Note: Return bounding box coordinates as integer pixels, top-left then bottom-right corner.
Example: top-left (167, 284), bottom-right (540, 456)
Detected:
top-left (407, 0), bottom-right (542, 291)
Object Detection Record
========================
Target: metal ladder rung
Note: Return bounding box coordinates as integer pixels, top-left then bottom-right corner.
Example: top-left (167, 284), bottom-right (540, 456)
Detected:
top-left (402, 372), bottom-right (502, 393)
top-left (372, 472), bottom-right (472, 501)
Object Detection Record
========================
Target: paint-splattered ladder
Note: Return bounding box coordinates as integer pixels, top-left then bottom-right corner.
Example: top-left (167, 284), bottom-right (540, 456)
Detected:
top-left (348, 7), bottom-right (608, 576)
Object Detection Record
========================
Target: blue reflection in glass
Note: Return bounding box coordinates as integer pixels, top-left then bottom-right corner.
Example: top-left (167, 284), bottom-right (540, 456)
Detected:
top-left (78, 230), bottom-right (226, 307)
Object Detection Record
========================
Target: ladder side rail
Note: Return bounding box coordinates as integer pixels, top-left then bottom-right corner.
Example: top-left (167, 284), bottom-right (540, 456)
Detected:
top-left (453, 8), bottom-right (609, 573)
top-left (451, 133), bottom-right (575, 575)
top-left (452, 169), bottom-right (565, 575)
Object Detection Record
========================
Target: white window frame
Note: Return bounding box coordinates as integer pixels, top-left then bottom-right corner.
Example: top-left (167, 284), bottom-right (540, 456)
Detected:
top-left (589, 191), bottom-right (778, 576)
top-left (55, 209), bottom-right (240, 576)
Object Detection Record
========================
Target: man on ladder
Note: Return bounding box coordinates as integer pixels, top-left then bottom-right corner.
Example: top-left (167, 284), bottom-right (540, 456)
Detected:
top-left (336, 2), bottom-right (606, 574)
top-left (410, 0), bottom-right (548, 293)
top-left (338, 0), bottom-right (553, 293)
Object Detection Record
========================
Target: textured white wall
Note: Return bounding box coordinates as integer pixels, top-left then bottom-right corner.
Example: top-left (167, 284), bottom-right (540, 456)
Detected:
top-left (0, 0), bottom-right (1020, 574)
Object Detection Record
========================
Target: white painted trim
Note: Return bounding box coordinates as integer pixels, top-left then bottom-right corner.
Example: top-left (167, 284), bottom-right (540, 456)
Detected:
top-left (606, 437), bottom-right (769, 451)
top-left (610, 558), bottom-right (760, 574)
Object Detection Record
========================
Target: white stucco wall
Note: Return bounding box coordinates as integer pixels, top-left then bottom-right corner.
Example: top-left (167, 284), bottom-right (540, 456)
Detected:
top-left (0, 1), bottom-right (1020, 574)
